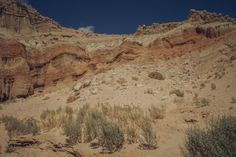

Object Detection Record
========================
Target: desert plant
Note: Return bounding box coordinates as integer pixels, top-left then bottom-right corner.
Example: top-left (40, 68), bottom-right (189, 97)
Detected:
top-left (76, 104), bottom-right (89, 124)
top-left (40, 107), bottom-right (75, 130)
top-left (211, 83), bottom-right (216, 90)
top-left (169, 89), bottom-right (184, 97)
top-left (193, 94), bottom-right (210, 107)
top-left (149, 105), bottom-right (165, 120)
top-left (99, 120), bottom-right (124, 153)
top-left (100, 103), bottom-right (112, 117)
top-left (84, 110), bottom-right (103, 142)
top-left (139, 118), bottom-right (158, 149)
top-left (200, 83), bottom-right (205, 89)
top-left (5, 145), bottom-right (15, 153)
top-left (126, 127), bottom-right (137, 144)
top-left (182, 115), bottom-right (236, 157)
top-left (200, 98), bottom-right (210, 107)
top-left (65, 106), bottom-right (73, 115)
top-left (1, 116), bottom-right (40, 137)
top-left (63, 120), bottom-right (81, 144)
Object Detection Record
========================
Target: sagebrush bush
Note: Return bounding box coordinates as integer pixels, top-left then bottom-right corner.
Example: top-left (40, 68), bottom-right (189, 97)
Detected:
top-left (84, 110), bottom-right (103, 142)
top-left (126, 127), bottom-right (137, 144)
top-left (63, 120), bottom-right (81, 144)
top-left (182, 115), bottom-right (236, 157)
top-left (1, 116), bottom-right (39, 137)
top-left (139, 118), bottom-right (158, 149)
top-left (76, 104), bottom-right (89, 124)
top-left (40, 107), bottom-right (76, 130)
top-left (99, 120), bottom-right (124, 153)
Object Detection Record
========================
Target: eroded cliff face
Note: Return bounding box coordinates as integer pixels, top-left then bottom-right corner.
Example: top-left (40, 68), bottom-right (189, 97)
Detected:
top-left (0, 39), bottom-right (32, 101)
top-left (0, 0), bottom-right (61, 33)
top-left (0, 0), bottom-right (235, 101)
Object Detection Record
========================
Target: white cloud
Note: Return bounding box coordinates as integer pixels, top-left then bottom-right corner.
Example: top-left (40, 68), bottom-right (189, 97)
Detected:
top-left (78, 26), bottom-right (95, 33)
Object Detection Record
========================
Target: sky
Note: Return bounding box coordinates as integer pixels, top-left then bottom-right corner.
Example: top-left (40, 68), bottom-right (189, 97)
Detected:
top-left (26, 0), bottom-right (236, 34)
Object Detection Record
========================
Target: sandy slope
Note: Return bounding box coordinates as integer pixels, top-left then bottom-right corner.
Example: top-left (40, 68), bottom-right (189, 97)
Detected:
top-left (0, 41), bottom-right (236, 156)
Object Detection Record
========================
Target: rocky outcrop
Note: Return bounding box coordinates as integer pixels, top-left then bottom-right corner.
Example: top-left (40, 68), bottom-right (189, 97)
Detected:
top-left (0, 39), bottom-right (32, 101)
top-left (188, 9), bottom-right (236, 24)
top-left (0, 0), bottom-right (61, 33)
top-left (195, 23), bottom-right (234, 38)
top-left (135, 22), bottom-right (180, 35)
top-left (0, 5), bottom-right (235, 101)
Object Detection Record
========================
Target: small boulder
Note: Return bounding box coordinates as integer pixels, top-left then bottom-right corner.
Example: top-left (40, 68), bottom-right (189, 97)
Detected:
top-left (169, 89), bottom-right (184, 97)
top-left (148, 72), bottom-right (165, 80)
top-left (73, 79), bottom-right (91, 91)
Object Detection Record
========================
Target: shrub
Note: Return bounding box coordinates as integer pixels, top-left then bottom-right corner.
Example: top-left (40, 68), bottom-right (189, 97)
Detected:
top-left (169, 89), bottom-right (184, 97)
top-left (76, 104), bottom-right (89, 124)
top-left (211, 83), bottom-right (216, 90)
top-left (65, 106), bottom-right (73, 115)
top-left (99, 120), bottom-right (124, 153)
top-left (148, 72), bottom-right (165, 80)
top-left (40, 109), bottom-right (57, 129)
top-left (126, 127), bottom-right (137, 144)
top-left (149, 105), bottom-right (165, 120)
top-left (182, 115), bottom-right (236, 157)
top-left (200, 83), bottom-right (205, 89)
top-left (1, 116), bottom-right (40, 137)
top-left (84, 110), bottom-right (103, 142)
top-left (40, 107), bottom-right (75, 130)
top-left (139, 118), bottom-right (158, 149)
top-left (200, 98), bottom-right (210, 107)
top-left (63, 120), bottom-right (81, 144)
top-left (193, 94), bottom-right (210, 107)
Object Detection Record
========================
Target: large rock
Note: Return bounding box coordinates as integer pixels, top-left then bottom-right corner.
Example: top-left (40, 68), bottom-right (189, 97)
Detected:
top-left (0, 0), bottom-right (61, 33)
top-left (0, 39), bottom-right (32, 101)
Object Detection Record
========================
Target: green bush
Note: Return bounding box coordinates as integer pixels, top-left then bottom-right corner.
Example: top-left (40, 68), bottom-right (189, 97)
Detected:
top-left (84, 110), bottom-right (103, 142)
top-left (1, 116), bottom-right (40, 137)
top-left (182, 115), bottom-right (236, 157)
top-left (99, 120), bottom-right (124, 153)
top-left (76, 104), bottom-right (89, 124)
top-left (63, 121), bottom-right (81, 144)
top-left (139, 118), bottom-right (158, 149)
top-left (126, 127), bottom-right (137, 144)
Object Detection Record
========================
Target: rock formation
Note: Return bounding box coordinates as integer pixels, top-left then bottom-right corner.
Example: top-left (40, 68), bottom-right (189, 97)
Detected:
top-left (0, 0), bottom-right (61, 33)
top-left (0, 0), bottom-right (235, 101)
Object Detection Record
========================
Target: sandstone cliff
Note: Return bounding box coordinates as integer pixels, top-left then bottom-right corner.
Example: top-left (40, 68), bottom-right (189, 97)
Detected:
top-left (0, 0), bottom-right (61, 33)
top-left (0, 0), bottom-right (235, 101)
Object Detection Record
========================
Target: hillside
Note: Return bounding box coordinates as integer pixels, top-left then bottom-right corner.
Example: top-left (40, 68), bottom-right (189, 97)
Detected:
top-left (0, 0), bottom-right (235, 157)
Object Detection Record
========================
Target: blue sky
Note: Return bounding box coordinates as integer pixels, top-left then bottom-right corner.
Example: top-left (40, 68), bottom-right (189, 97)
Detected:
top-left (27, 0), bottom-right (236, 34)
